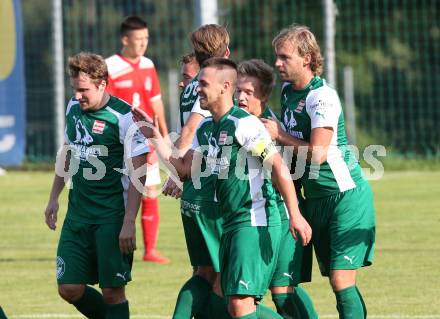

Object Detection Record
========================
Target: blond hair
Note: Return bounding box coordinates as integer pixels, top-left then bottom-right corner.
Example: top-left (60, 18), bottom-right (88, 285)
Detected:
top-left (68, 52), bottom-right (108, 87)
top-left (273, 25), bottom-right (324, 76)
top-left (190, 24), bottom-right (229, 65)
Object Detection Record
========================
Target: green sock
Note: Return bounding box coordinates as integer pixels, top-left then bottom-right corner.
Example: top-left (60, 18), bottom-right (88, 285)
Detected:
top-left (256, 303), bottom-right (284, 319)
top-left (194, 292), bottom-right (229, 319)
top-left (355, 286), bottom-right (367, 319)
top-left (292, 286), bottom-right (318, 319)
top-left (272, 293), bottom-right (299, 319)
top-left (72, 286), bottom-right (106, 319)
top-left (335, 285), bottom-right (364, 319)
top-left (0, 307), bottom-right (8, 319)
top-left (172, 275), bottom-right (212, 319)
top-left (235, 312), bottom-right (258, 319)
top-left (106, 300), bottom-right (129, 319)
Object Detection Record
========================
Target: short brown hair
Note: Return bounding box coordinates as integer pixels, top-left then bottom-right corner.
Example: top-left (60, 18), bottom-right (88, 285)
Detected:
top-left (272, 25), bottom-right (324, 76)
top-left (237, 59), bottom-right (275, 100)
top-left (68, 52), bottom-right (108, 87)
top-left (120, 15), bottom-right (147, 36)
top-left (190, 24), bottom-right (229, 65)
top-left (201, 57), bottom-right (237, 87)
top-left (180, 53), bottom-right (198, 66)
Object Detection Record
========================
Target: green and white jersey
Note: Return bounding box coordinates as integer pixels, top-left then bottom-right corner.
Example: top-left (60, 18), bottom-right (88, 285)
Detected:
top-left (64, 96), bottom-right (149, 224)
top-left (260, 106), bottom-right (303, 221)
top-left (281, 76), bottom-right (364, 199)
top-left (179, 75), bottom-right (215, 202)
top-left (191, 106), bottom-right (280, 232)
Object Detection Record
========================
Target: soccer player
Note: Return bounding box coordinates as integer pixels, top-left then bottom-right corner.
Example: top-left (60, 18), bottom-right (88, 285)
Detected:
top-left (44, 52), bottom-right (148, 319)
top-left (236, 59), bottom-right (318, 319)
top-left (179, 53), bottom-right (200, 90)
top-left (134, 57), bottom-right (312, 319)
top-left (106, 15), bottom-right (169, 263)
top-left (170, 24), bottom-right (230, 319)
top-left (263, 25), bottom-right (376, 318)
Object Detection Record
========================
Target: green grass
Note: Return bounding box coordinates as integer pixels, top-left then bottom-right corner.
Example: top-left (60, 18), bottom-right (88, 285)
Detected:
top-left (1, 170), bottom-right (440, 318)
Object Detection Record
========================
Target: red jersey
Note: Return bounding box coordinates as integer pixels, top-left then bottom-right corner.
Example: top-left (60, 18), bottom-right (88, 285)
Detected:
top-left (106, 54), bottom-right (161, 118)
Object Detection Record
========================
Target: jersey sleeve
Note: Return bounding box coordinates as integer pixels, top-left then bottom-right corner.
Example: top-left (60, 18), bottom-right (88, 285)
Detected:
top-left (235, 116), bottom-right (277, 163)
top-left (191, 97), bottom-right (212, 118)
top-left (119, 112), bottom-right (150, 158)
top-left (149, 66), bottom-right (162, 102)
top-left (306, 87), bottom-right (342, 130)
top-left (64, 98), bottom-right (77, 144)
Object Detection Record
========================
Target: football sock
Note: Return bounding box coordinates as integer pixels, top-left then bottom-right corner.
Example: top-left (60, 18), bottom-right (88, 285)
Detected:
top-left (172, 275), bottom-right (212, 319)
top-left (194, 292), bottom-right (230, 319)
top-left (335, 285), bottom-right (364, 319)
top-left (141, 197), bottom-right (159, 254)
top-left (235, 312), bottom-right (258, 319)
top-left (256, 303), bottom-right (284, 319)
top-left (355, 286), bottom-right (367, 319)
top-left (292, 286), bottom-right (318, 319)
top-left (272, 293), bottom-right (300, 318)
top-left (72, 286), bottom-right (106, 319)
top-left (106, 300), bottom-right (129, 319)
top-left (0, 307), bottom-right (8, 319)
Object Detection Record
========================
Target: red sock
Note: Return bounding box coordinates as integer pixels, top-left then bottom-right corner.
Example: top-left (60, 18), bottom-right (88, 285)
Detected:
top-left (141, 197), bottom-right (159, 255)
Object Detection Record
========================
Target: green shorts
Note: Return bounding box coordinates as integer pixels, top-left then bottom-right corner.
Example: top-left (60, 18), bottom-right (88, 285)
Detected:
top-left (181, 199), bottom-right (222, 272)
top-left (56, 219), bottom-right (133, 288)
top-left (306, 181), bottom-right (376, 276)
top-left (220, 225), bottom-right (281, 299)
top-left (270, 218), bottom-right (312, 287)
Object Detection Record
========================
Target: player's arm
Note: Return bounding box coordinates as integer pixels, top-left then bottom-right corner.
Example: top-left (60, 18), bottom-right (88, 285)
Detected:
top-left (132, 106), bottom-right (194, 181)
top-left (174, 112), bottom-right (205, 157)
top-left (151, 98), bottom-right (169, 138)
top-left (261, 118), bottom-right (332, 165)
top-left (44, 146), bottom-right (71, 230)
top-left (267, 153), bottom-right (311, 245)
top-left (119, 154), bottom-right (147, 255)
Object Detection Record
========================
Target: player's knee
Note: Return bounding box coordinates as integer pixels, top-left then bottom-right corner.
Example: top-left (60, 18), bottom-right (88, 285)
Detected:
top-left (228, 296), bottom-right (255, 317)
top-left (194, 266), bottom-right (216, 284)
top-left (102, 287), bottom-right (126, 304)
top-left (330, 270), bottom-right (356, 291)
top-left (58, 284), bottom-right (85, 304)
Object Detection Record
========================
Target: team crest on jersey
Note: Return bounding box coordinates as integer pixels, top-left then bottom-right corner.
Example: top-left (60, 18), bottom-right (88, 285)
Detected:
top-left (56, 256), bottom-right (65, 279)
top-left (218, 131), bottom-right (229, 145)
top-left (92, 120), bottom-right (106, 134)
top-left (295, 99), bottom-right (305, 113)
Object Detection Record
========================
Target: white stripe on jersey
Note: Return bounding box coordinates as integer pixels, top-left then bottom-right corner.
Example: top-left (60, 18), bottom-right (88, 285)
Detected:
top-left (327, 145), bottom-right (356, 192)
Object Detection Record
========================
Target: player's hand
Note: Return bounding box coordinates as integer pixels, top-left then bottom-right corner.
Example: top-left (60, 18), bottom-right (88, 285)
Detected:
top-left (162, 177), bottom-right (182, 199)
top-left (119, 218), bottom-right (136, 255)
top-left (45, 200), bottom-right (59, 230)
top-left (132, 107), bottom-right (160, 139)
top-left (261, 117), bottom-right (282, 140)
top-left (289, 213), bottom-right (312, 246)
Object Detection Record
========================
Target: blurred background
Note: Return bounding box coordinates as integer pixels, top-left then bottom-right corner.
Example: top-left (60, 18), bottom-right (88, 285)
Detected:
top-left (0, 0), bottom-right (439, 165)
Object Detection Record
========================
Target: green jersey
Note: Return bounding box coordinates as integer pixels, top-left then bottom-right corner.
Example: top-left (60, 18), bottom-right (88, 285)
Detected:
top-left (281, 76), bottom-right (364, 199)
top-left (260, 106), bottom-right (303, 221)
top-left (64, 96), bottom-right (149, 224)
top-left (179, 75), bottom-right (215, 201)
top-left (192, 106), bottom-right (280, 232)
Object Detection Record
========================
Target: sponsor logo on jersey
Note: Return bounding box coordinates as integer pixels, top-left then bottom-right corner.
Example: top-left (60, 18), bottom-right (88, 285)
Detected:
top-left (73, 116), bottom-right (93, 145)
top-left (283, 109), bottom-right (297, 130)
top-left (295, 99), bottom-right (305, 113)
top-left (114, 79), bottom-right (133, 88)
top-left (56, 256), bottom-right (65, 279)
top-left (92, 120), bottom-right (106, 134)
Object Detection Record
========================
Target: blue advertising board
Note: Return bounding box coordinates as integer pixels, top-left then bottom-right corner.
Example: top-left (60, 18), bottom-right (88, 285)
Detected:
top-left (0, 0), bottom-right (26, 166)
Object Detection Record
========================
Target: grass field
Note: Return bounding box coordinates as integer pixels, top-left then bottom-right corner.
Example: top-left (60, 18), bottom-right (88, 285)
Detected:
top-left (1, 170), bottom-right (439, 318)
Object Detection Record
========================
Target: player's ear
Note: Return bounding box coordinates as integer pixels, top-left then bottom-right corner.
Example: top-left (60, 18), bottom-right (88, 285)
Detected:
top-left (224, 47), bottom-right (230, 58)
top-left (121, 35), bottom-right (129, 47)
top-left (303, 53), bottom-right (311, 67)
